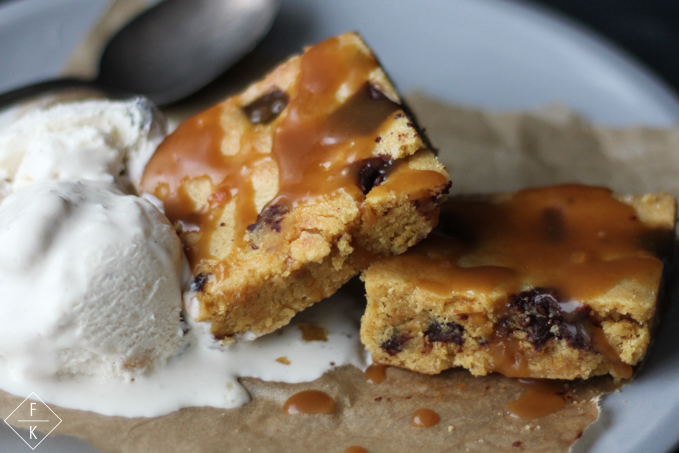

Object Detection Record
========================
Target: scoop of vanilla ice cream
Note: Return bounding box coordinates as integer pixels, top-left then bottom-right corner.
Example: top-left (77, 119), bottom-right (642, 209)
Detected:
top-left (0, 180), bottom-right (188, 380)
top-left (0, 98), bottom-right (165, 195)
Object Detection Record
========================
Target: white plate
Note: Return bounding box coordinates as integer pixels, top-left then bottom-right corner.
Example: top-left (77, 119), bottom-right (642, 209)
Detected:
top-left (1, 0), bottom-right (678, 452)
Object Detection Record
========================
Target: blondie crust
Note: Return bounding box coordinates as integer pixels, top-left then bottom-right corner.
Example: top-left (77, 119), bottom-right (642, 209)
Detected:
top-left (141, 33), bottom-right (450, 338)
top-left (361, 185), bottom-right (676, 380)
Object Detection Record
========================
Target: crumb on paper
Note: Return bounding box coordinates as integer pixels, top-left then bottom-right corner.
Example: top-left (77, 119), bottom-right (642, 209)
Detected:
top-left (297, 323), bottom-right (328, 342)
top-left (276, 357), bottom-right (291, 365)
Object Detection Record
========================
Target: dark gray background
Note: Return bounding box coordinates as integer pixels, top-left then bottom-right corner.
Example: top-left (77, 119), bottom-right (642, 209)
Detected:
top-left (531, 0), bottom-right (679, 98)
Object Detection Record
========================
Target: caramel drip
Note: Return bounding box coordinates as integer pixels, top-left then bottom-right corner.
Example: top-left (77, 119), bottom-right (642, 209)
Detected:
top-left (591, 326), bottom-right (633, 378)
top-left (142, 104), bottom-right (225, 220)
top-left (504, 379), bottom-right (566, 419)
top-left (410, 408), bottom-right (440, 427)
top-left (344, 447), bottom-right (369, 453)
top-left (488, 334), bottom-right (530, 378)
top-left (364, 363), bottom-right (388, 384)
top-left (282, 390), bottom-right (336, 414)
top-left (141, 36), bottom-right (410, 276)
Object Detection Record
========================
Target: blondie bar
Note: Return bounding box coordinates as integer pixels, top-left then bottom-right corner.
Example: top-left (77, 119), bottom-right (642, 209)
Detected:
top-left (361, 185), bottom-right (676, 379)
top-left (141, 33), bottom-right (450, 338)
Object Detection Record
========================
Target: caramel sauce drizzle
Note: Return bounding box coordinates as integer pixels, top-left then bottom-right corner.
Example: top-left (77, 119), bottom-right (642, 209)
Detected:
top-left (400, 185), bottom-right (666, 377)
top-left (364, 363), bottom-right (388, 384)
top-left (438, 185), bottom-right (664, 302)
top-left (504, 379), bottom-right (566, 419)
top-left (282, 390), bottom-right (336, 415)
top-left (410, 408), bottom-right (440, 427)
top-left (140, 36), bottom-right (441, 281)
top-left (141, 105), bottom-right (269, 268)
top-left (344, 447), bottom-right (369, 453)
top-left (268, 37), bottom-right (400, 209)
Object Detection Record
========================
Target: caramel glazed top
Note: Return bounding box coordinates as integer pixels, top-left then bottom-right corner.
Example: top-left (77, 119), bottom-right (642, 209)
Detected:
top-left (141, 35), bottom-right (448, 313)
top-left (392, 185), bottom-right (676, 377)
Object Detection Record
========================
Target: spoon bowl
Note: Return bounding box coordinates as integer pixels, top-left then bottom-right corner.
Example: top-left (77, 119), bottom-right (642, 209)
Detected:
top-left (0, 0), bottom-right (279, 107)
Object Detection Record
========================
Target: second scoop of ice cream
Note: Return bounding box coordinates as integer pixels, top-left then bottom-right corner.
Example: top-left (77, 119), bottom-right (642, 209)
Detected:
top-left (0, 98), bottom-right (165, 198)
top-left (0, 179), bottom-right (188, 381)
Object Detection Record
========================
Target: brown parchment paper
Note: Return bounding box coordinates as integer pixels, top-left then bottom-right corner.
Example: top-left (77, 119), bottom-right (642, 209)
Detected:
top-left (2, 3), bottom-right (679, 453)
top-left (409, 95), bottom-right (679, 199)
top-left (0, 364), bottom-right (612, 453)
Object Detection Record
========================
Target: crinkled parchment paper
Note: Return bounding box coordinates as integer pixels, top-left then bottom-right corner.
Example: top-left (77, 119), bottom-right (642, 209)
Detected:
top-left (2, 2), bottom-right (679, 452)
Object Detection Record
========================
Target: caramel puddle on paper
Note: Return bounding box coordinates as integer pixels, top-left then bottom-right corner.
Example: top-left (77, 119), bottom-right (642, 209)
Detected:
top-left (344, 447), bottom-right (369, 453)
top-left (504, 379), bottom-right (567, 419)
top-left (283, 390), bottom-right (336, 414)
top-left (411, 408), bottom-right (440, 427)
top-left (364, 364), bottom-right (388, 384)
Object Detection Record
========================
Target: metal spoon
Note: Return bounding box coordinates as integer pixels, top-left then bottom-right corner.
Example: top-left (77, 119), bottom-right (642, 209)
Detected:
top-left (0, 0), bottom-right (279, 107)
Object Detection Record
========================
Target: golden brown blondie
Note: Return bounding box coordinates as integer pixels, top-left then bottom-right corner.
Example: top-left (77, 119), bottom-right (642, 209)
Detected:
top-left (361, 185), bottom-right (676, 380)
top-left (141, 33), bottom-right (450, 338)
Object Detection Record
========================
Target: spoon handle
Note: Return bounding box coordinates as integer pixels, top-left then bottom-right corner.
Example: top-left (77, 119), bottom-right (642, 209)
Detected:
top-left (0, 78), bottom-right (102, 109)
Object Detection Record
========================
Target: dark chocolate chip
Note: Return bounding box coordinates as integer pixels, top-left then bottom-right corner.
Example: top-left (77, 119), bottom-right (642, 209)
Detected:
top-left (356, 156), bottom-right (393, 195)
top-left (395, 113), bottom-right (403, 119)
top-left (247, 201), bottom-right (290, 233)
top-left (380, 332), bottom-right (412, 356)
top-left (375, 136), bottom-right (382, 143)
top-left (542, 207), bottom-right (566, 243)
top-left (424, 320), bottom-right (465, 345)
top-left (242, 88), bottom-right (289, 125)
top-left (191, 272), bottom-right (209, 292)
top-left (507, 288), bottom-right (592, 350)
top-left (512, 441), bottom-right (523, 448)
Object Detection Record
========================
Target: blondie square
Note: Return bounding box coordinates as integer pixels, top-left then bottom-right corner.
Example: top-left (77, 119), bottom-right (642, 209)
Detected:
top-left (141, 33), bottom-right (450, 338)
top-left (361, 185), bottom-right (676, 380)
